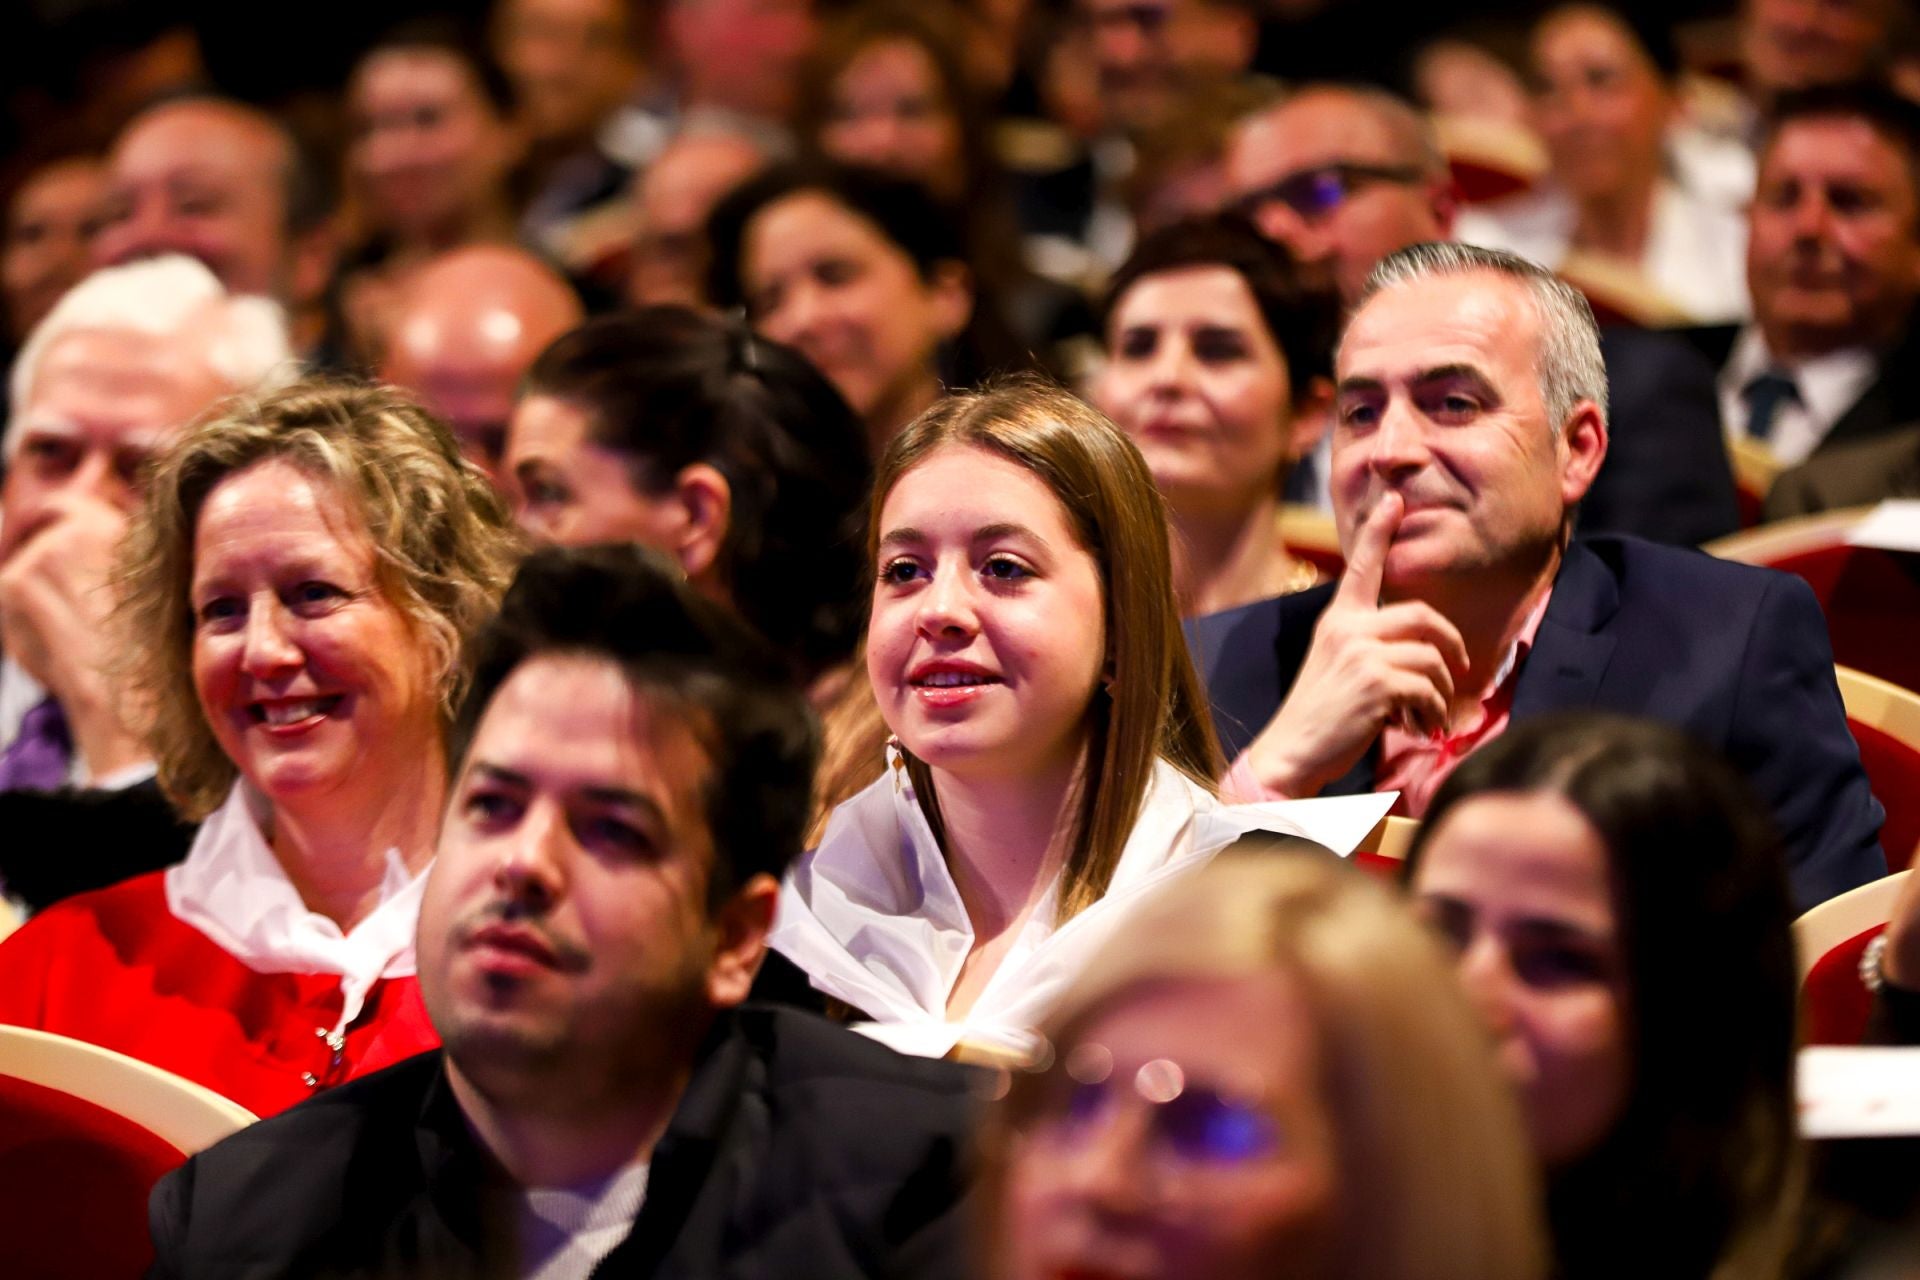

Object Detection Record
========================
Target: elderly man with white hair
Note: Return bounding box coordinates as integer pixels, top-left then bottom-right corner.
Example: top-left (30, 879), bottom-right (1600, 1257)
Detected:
top-left (1, 254), bottom-right (294, 802)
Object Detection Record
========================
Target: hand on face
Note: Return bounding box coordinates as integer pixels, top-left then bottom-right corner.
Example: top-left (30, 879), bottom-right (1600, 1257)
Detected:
top-left (0, 493), bottom-right (147, 773)
top-left (1240, 492), bottom-right (1469, 798)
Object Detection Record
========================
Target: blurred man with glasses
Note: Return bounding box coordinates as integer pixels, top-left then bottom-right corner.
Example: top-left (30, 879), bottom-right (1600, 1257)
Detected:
top-left (1226, 84), bottom-right (1492, 308)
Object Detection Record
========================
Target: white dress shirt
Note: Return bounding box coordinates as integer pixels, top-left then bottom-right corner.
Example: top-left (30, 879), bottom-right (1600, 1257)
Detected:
top-left (769, 749), bottom-right (1394, 1061)
top-left (1716, 325), bottom-right (1881, 466)
top-left (517, 1159), bottom-right (651, 1280)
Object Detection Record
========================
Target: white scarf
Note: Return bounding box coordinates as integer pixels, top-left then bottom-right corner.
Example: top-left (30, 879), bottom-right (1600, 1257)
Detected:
top-left (165, 781), bottom-right (428, 1038)
top-left (770, 752), bottom-right (1395, 1060)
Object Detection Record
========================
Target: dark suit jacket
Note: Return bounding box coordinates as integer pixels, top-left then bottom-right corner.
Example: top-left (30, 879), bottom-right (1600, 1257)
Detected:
top-left (1677, 320), bottom-right (1920, 454)
top-left (1582, 327), bottom-right (1741, 546)
top-left (0, 779), bottom-right (193, 909)
top-left (147, 1006), bottom-right (980, 1280)
top-left (1763, 424), bottom-right (1920, 519)
top-left (1189, 536), bottom-right (1886, 909)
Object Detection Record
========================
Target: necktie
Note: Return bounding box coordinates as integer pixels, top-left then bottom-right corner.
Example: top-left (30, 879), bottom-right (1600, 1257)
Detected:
top-left (1743, 368), bottom-right (1801, 444)
top-left (0, 697), bottom-right (72, 792)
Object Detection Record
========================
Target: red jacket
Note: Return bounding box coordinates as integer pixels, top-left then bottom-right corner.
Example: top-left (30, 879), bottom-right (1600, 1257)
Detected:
top-left (0, 872), bottom-right (439, 1117)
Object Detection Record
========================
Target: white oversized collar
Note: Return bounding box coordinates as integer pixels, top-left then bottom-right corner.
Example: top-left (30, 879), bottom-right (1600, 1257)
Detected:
top-left (769, 751), bottom-right (1393, 1061)
top-left (164, 782), bottom-right (428, 1036)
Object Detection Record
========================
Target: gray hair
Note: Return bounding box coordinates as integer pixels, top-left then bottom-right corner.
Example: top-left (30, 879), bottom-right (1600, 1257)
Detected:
top-left (1352, 241), bottom-right (1609, 431)
top-left (8, 254), bottom-right (299, 459)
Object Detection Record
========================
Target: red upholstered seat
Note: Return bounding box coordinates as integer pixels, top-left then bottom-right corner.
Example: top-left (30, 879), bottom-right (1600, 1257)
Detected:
top-left (1772, 544), bottom-right (1920, 697)
top-left (1854, 718), bottom-right (1920, 872)
top-left (1352, 851), bottom-right (1405, 880)
top-left (1433, 115), bottom-right (1548, 206)
top-left (1802, 923), bottom-right (1887, 1046)
top-left (1352, 817), bottom-right (1418, 881)
top-left (0, 1026), bottom-right (254, 1277)
top-left (0, 1074), bottom-right (185, 1278)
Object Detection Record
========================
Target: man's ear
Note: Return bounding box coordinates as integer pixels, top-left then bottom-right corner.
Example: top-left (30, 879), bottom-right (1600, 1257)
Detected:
top-left (672, 462), bottom-right (732, 584)
top-left (1558, 400), bottom-right (1609, 505)
top-left (927, 261), bottom-right (974, 343)
top-left (706, 873), bottom-right (779, 1008)
top-left (1288, 375), bottom-right (1335, 463)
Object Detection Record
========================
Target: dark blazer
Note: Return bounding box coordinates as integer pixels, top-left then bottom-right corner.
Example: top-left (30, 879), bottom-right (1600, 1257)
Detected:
top-left (1763, 424), bottom-right (1920, 519)
top-left (0, 779), bottom-right (192, 910)
top-left (1582, 327), bottom-right (1741, 546)
top-left (1189, 536), bottom-right (1887, 909)
top-left (147, 1006), bottom-right (980, 1280)
top-left (1676, 320), bottom-right (1920, 454)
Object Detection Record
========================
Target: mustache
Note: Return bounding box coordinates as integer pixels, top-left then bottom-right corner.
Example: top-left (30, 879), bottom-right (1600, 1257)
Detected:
top-left (450, 902), bottom-right (593, 973)
top-left (1359, 483), bottom-right (1462, 521)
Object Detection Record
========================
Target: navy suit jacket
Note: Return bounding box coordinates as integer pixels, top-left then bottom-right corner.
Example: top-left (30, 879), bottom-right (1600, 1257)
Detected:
top-left (1189, 536), bottom-right (1886, 909)
top-left (1583, 328), bottom-right (1740, 546)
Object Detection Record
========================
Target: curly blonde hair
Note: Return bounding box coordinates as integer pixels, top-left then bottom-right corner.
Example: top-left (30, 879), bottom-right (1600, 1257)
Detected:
top-left (116, 378), bottom-right (524, 819)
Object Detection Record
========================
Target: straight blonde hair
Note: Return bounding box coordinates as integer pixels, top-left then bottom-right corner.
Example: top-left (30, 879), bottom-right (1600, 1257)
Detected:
top-left (866, 376), bottom-right (1222, 920)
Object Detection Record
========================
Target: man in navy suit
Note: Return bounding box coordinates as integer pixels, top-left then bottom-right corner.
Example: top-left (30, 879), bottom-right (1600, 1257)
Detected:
top-left (1193, 240), bottom-right (1883, 910)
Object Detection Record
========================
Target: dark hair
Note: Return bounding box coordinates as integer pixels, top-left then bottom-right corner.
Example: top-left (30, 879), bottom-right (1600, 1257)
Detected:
top-left (1764, 81), bottom-right (1920, 207)
top-left (796, 2), bottom-right (994, 199)
top-left (705, 160), bottom-right (969, 310)
top-left (1099, 211), bottom-right (1340, 400)
top-left (451, 543), bottom-right (820, 905)
top-left (523, 307), bottom-right (872, 682)
top-left (1404, 712), bottom-right (1799, 1280)
top-left (1532, 3), bottom-right (1678, 80)
top-left (358, 16), bottom-right (518, 118)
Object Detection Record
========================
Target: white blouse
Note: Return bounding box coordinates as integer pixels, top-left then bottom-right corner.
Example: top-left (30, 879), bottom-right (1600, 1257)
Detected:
top-left (164, 781), bottom-right (429, 1038)
top-left (769, 752), bottom-right (1395, 1060)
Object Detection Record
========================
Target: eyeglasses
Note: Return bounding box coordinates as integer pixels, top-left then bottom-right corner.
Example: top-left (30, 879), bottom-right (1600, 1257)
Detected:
top-left (1233, 162), bottom-right (1427, 222)
top-left (1012, 1044), bottom-right (1284, 1168)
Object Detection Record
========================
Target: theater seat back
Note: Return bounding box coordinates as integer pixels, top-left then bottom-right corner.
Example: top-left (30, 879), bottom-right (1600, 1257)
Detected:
top-left (1837, 667), bottom-right (1920, 872)
top-left (1796, 871), bottom-right (1910, 1045)
top-left (0, 1028), bottom-right (255, 1278)
top-left (1708, 510), bottom-right (1920, 692)
top-left (1353, 816), bottom-right (1419, 880)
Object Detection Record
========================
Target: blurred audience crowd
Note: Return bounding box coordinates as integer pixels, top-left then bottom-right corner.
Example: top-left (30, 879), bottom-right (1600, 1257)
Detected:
top-left (5, 0), bottom-right (1920, 1276)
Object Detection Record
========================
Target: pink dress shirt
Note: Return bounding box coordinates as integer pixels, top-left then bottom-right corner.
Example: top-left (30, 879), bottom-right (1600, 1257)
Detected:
top-left (1225, 588), bottom-right (1553, 815)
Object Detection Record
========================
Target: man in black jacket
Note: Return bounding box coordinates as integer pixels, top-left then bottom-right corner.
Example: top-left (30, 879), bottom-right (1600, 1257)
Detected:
top-left (146, 545), bottom-right (979, 1279)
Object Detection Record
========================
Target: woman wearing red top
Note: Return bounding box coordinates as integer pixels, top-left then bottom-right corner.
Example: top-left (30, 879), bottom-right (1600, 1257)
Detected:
top-left (0, 379), bottom-right (520, 1116)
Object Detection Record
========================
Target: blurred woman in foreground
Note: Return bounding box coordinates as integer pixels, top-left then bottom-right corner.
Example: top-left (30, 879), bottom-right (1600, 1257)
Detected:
top-left (986, 849), bottom-right (1547, 1280)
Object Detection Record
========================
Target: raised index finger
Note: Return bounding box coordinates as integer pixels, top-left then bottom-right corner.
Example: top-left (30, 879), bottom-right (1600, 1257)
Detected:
top-left (1335, 491), bottom-right (1403, 609)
